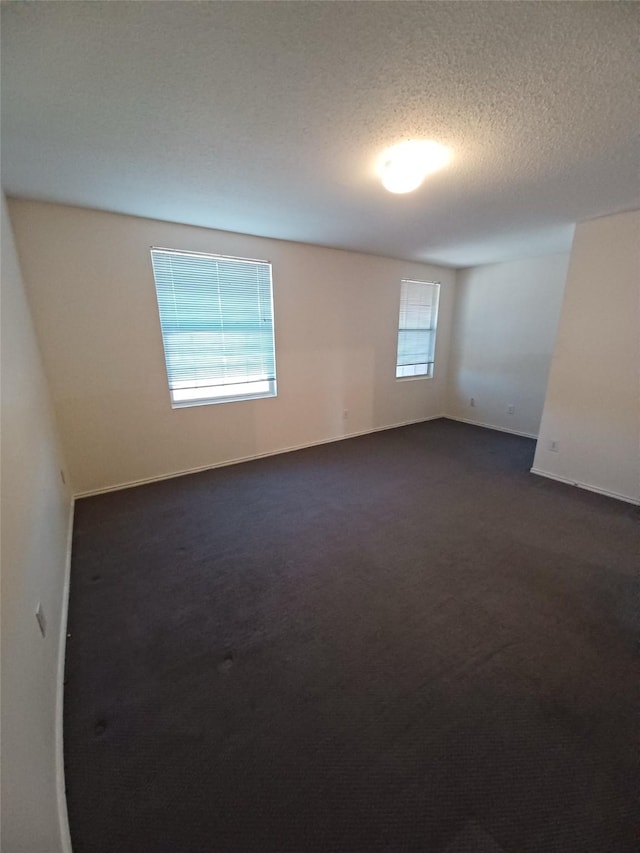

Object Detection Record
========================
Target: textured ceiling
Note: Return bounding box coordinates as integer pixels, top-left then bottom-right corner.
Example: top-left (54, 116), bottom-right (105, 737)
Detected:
top-left (1, 1), bottom-right (638, 267)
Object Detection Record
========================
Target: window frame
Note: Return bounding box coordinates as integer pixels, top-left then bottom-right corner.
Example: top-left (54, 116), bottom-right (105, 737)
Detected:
top-left (150, 247), bottom-right (277, 409)
top-left (395, 278), bottom-right (440, 381)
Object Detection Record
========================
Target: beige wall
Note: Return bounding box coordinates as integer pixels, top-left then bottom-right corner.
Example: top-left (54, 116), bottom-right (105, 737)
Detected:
top-left (1, 194), bottom-right (72, 852)
top-left (8, 200), bottom-right (456, 495)
top-left (533, 210), bottom-right (640, 503)
top-left (447, 253), bottom-right (569, 437)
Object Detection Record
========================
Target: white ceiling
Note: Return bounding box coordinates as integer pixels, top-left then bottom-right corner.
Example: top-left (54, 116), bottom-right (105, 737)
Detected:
top-left (1, 1), bottom-right (638, 267)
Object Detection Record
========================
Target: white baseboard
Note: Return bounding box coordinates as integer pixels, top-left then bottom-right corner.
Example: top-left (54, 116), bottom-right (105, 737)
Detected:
top-left (74, 414), bottom-right (446, 498)
top-left (443, 415), bottom-right (537, 440)
top-left (530, 467), bottom-right (639, 505)
top-left (56, 498), bottom-right (75, 853)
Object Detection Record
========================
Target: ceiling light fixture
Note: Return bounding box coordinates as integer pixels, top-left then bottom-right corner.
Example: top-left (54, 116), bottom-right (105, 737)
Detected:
top-left (377, 140), bottom-right (451, 194)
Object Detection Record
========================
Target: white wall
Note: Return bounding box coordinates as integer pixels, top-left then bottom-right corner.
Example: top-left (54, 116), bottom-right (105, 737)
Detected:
top-left (533, 210), bottom-right (640, 503)
top-left (446, 253), bottom-right (570, 437)
top-left (8, 200), bottom-right (456, 495)
top-left (1, 194), bottom-right (72, 852)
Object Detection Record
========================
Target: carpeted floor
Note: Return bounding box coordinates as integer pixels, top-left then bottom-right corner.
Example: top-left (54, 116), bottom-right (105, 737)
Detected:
top-left (64, 419), bottom-right (639, 852)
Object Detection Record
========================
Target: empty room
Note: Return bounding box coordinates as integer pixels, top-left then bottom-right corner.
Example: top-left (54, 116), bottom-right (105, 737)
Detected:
top-left (1, 2), bottom-right (638, 852)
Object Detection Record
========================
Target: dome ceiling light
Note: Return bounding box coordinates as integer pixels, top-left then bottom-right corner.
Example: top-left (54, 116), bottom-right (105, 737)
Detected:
top-left (377, 140), bottom-right (452, 194)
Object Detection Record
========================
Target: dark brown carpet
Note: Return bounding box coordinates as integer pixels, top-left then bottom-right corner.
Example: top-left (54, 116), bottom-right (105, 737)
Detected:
top-left (64, 419), bottom-right (639, 852)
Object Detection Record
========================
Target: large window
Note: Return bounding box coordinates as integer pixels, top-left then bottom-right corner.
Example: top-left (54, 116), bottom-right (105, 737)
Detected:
top-left (395, 279), bottom-right (440, 378)
top-left (150, 248), bottom-right (276, 407)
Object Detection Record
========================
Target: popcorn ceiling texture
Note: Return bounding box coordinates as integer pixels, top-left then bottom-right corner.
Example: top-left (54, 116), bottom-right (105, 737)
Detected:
top-left (1, 1), bottom-right (638, 266)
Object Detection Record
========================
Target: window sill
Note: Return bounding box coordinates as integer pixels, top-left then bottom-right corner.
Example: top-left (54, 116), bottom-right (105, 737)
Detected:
top-left (171, 390), bottom-right (277, 409)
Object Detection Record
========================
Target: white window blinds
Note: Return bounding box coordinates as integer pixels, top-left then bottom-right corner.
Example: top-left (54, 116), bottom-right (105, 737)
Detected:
top-left (150, 248), bottom-right (277, 407)
top-left (396, 279), bottom-right (440, 378)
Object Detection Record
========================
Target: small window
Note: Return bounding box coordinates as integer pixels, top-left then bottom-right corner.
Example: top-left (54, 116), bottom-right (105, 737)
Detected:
top-left (150, 248), bottom-right (277, 407)
top-left (396, 279), bottom-right (440, 379)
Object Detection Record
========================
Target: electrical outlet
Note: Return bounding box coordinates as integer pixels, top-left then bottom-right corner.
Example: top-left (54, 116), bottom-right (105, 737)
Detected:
top-left (35, 603), bottom-right (46, 638)
top-left (507, 404), bottom-right (515, 415)
top-left (548, 440), bottom-right (559, 452)
top-left (469, 397), bottom-right (476, 407)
